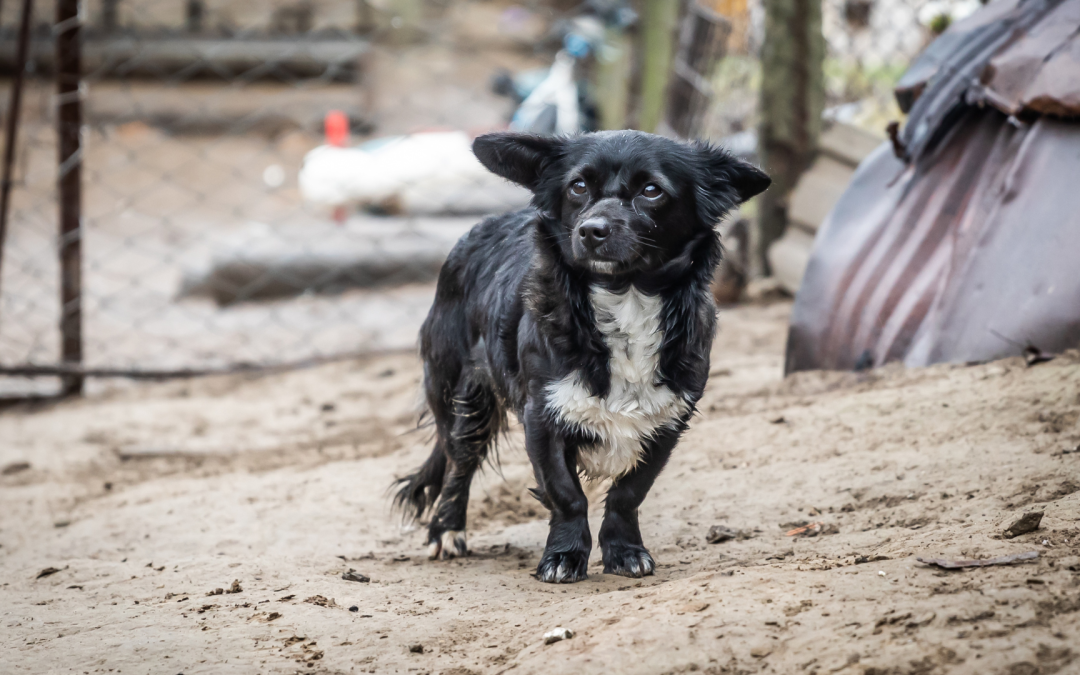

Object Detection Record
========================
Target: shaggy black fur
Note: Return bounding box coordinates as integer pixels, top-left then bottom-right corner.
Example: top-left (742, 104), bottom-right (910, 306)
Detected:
top-left (393, 130), bottom-right (769, 583)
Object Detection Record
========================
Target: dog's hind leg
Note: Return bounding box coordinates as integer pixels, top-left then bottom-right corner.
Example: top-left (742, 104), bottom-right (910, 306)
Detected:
top-left (426, 366), bottom-right (500, 560)
top-left (392, 438), bottom-right (448, 524)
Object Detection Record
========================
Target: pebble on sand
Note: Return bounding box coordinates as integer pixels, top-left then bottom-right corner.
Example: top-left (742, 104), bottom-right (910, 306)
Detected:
top-left (543, 627), bottom-right (575, 645)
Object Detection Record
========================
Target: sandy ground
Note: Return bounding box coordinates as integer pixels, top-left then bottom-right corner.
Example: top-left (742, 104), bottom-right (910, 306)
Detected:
top-left (2, 300), bottom-right (1079, 674)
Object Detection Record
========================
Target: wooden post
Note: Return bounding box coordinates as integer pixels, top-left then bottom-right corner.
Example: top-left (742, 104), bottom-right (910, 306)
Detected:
top-left (661, 2), bottom-right (730, 139)
top-left (56, 0), bottom-right (83, 396)
top-left (385, 0), bottom-right (423, 44)
top-left (637, 0), bottom-right (679, 133)
top-left (101, 0), bottom-right (119, 31)
top-left (0, 0), bottom-right (34, 308)
top-left (756, 0), bottom-right (825, 276)
top-left (595, 26), bottom-right (632, 131)
top-left (186, 0), bottom-right (204, 33)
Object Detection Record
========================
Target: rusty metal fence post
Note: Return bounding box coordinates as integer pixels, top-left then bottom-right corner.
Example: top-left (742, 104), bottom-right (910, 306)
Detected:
top-left (56, 0), bottom-right (84, 395)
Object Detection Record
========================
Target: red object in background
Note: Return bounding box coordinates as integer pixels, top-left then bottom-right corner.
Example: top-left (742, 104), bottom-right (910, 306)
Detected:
top-left (325, 110), bottom-right (349, 147)
top-left (325, 111), bottom-right (349, 224)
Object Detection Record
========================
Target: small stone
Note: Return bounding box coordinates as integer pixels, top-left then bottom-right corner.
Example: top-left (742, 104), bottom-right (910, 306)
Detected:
top-left (342, 569), bottom-right (370, 583)
top-left (349, 605), bottom-right (359, 612)
top-left (706, 525), bottom-right (740, 544)
top-left (1, 461), bottom-right (30, 476)
top-left (1003, 511), bottom-right (1043, 539)
top-left (543, 627), bottom-right (575, 645)
top-left (408, 643), bottom-right (424, 654)
top-left (750, 644), bottom-right (773, 658)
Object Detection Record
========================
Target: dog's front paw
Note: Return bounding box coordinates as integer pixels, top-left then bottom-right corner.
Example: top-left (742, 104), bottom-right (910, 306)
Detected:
top-left (602, 543), bottom-right (655, 578)
top-left (427, 529), bottom-right (468, 560)
top-left (535, 550), bottom-right (589, 584)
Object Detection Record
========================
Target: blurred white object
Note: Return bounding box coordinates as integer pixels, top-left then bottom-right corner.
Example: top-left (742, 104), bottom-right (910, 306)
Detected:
top-left (543, 627), bottom-right (575, 645)
top-left (299, 131), bottom-right (532, 216)
top-left (262, 164), bottom-right (286, 189)
top-left (917, 0), bottom-right (982, 26)
top-left (510, 50), bottom-right (580, 135)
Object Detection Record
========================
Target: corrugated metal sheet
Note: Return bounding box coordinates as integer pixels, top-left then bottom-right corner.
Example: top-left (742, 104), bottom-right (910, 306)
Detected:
top-left (894, 0), bottom-right (1080, 160)
top-left (979, 0), bottom-right (1080, 116)
top-left (785, 0), bottom-right (1080, 374)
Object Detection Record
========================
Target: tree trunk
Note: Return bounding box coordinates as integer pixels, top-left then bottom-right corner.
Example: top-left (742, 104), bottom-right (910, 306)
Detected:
top-left (595, 26), bottom-right (633, 131)
top-left (637, 0), bottom-right (679, 133)
top-left (756, 0), bottom-right (824, 276)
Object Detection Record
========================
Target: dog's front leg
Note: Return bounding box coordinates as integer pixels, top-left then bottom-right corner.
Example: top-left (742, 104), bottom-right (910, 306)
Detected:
top-left (524, 399), bottom-right (591, 583)
top-left (599, 425), bottom-right (681, 578)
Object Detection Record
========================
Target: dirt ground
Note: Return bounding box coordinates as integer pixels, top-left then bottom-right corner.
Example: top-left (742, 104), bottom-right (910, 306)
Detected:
top-left (2, 300), bottom-right (1079, 675)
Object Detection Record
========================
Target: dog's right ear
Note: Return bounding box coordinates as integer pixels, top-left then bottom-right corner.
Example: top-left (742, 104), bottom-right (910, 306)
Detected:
top-left (473, 133), bottom-right (563, 191)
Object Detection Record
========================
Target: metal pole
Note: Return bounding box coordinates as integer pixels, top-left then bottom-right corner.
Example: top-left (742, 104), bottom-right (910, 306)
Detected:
top-left (56, 0), bottom-right (83, 396)
top-left (0, 0), bottom-right (35, 307)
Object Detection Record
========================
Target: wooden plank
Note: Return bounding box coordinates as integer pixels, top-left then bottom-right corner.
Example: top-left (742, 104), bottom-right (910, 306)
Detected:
top-left (788, 154), bottom-right (854, 232)
top-left (766, 226), bottom-right (815, 295)
top-left (178, 218), bottom-right (475, 306)
top-left (819, 121), bottom-right (885, 167)
top-left (0, 36), bottom-right (369, 81)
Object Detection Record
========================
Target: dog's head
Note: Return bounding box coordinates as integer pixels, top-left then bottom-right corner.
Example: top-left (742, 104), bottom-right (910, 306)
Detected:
top-left (473, 130), bottom-right (770, 276)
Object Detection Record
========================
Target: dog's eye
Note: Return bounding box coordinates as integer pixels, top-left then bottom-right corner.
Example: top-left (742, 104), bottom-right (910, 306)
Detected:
top-left (569, 180), bottom-right (587, 196)
top-left (641, 184), bottom-right (662, 199)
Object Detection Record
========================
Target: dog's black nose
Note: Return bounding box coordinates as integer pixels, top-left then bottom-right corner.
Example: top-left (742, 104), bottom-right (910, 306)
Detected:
top-left (577, 219), bottom-right (610, 246)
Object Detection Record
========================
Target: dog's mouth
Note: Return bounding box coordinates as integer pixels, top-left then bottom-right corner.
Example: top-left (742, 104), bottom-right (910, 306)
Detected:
top-left (572, 245), bottom-right (636, 276)
top-left (572, 241), bottom-right (657, 277)
top-left (571, 229), bottom-right (644, 275)
top-left (586, 259), bottom-right (620, 275)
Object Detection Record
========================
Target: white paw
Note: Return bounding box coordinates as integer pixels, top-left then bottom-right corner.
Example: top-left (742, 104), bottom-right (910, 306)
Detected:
top-left (428, 530), bottom-right (468, 560)
top-left (439, 530), bottom-right (468, 559)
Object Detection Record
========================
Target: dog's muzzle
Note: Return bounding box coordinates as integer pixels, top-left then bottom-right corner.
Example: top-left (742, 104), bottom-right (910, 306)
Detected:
top-left (577, 218), bottom-right (611, 249)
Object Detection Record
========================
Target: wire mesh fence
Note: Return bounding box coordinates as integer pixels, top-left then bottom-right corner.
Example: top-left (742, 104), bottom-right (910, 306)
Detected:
top-left (0, 0), bottom-right (549, 396)
top-left (703, 0), bottom-right (980, 139)
top-left (0, 0), bottom-right (978, 397)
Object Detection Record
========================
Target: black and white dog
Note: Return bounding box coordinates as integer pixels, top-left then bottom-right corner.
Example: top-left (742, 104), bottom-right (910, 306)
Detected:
top-left (394, 130), bottom-right (769, 583)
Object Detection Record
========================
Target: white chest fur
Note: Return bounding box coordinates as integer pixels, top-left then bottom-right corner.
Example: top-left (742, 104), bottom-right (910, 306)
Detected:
top-left (545, 286), bottom-right (691, 480)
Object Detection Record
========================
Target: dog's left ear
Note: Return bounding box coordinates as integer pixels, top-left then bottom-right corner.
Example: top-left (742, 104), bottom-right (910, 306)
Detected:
top-left (473, 132), bottom-right (564, 191)
top-left (694, 143), bottom-right (771, 225)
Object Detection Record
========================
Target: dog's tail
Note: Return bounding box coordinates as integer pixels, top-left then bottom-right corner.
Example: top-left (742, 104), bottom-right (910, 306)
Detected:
top-left (392, 440), bottom-right (447, 523)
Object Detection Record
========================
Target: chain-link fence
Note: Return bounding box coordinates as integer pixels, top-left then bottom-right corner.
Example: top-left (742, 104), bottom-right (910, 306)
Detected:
top-left (0, 0), bottom-right (558, 396)
top-left (703, 0), bottom-right (981, 140)
top-left (0, 0), bottom-right (978, 397)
